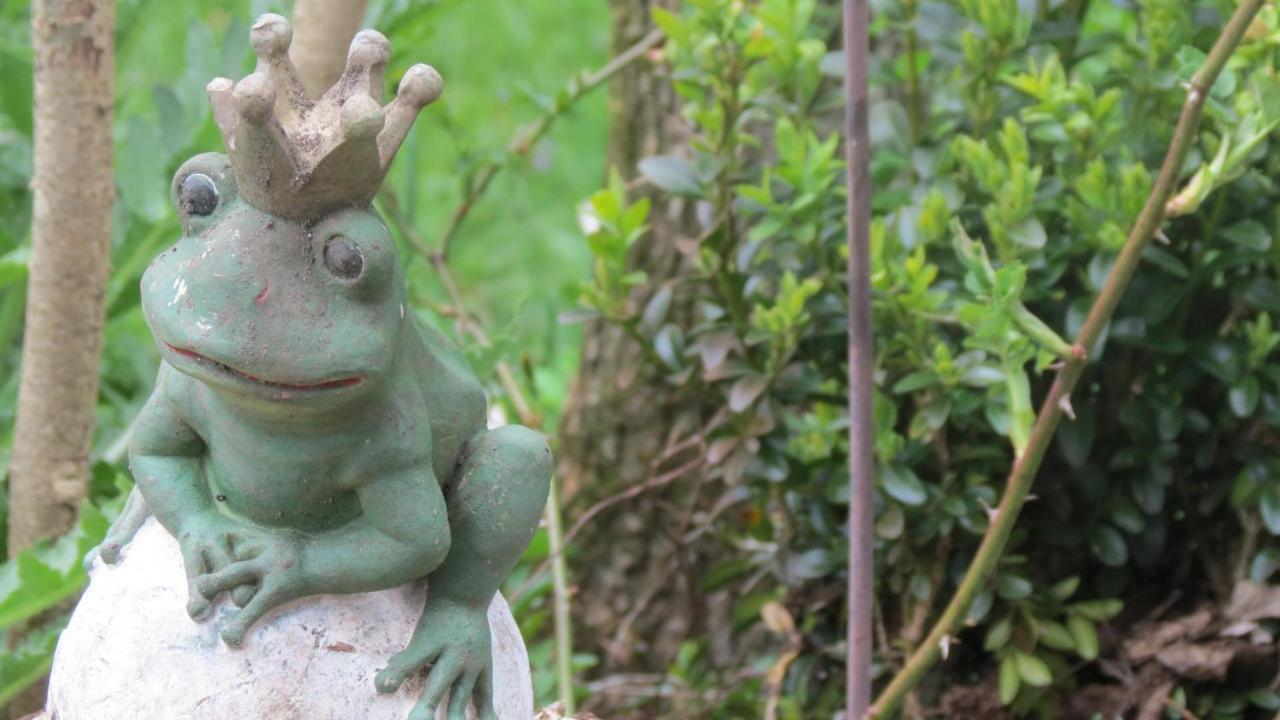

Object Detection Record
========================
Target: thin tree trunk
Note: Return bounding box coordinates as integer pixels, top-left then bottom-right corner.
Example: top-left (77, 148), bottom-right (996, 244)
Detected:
top-left (8, 0), bottom-right (114, 714)
top-left (560, 0), bottom-right (683, 502)
top-left (290, 0), bottom-right (369, 98)
top-left (11, 0), bottom-right (115, 557)
top-left (558, 0), bottom-right (712, 679)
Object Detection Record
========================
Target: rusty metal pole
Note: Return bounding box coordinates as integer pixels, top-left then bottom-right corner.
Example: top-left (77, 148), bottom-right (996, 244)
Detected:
top-left (844, 0), bottom-right (874, 717)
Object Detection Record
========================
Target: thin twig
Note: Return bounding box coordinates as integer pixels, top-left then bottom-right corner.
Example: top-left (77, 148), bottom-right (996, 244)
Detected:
top-left (436, 28), bottom-right (665, 258)
top-left (843, 0), bottom-right (875, 718)
top-left (867, 1), bottom-right (1267, 715)
top-left (546, 468), bottom-right (576, 715)
top-left (509, 437), bottom-right (706, 604)
top-left (379, 190), bottom-right (541, 425)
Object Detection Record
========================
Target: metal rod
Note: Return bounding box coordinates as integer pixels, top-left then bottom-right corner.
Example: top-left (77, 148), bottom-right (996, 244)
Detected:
top-left (843, 0), bottom-right (875, 716)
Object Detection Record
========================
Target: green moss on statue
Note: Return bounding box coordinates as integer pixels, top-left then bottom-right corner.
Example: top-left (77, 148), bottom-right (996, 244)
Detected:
top-left (93, 14), bottom-right (552, 720)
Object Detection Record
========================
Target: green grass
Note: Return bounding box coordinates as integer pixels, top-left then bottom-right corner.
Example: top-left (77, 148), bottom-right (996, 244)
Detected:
top-left (384, 0), bottom-right (611, 427)
top-left (0, 0), bottom-right (609, 439)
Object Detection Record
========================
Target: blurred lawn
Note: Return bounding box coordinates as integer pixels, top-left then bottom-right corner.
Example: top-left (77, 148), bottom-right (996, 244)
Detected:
top-left (387, 0), bottom-right (611, 428)
top-left (0, 0), bottom-right (609, 442)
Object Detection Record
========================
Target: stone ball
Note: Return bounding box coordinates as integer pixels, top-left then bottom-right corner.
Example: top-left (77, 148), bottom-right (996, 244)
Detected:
top-left (43, 519), bottom-right (533, 720)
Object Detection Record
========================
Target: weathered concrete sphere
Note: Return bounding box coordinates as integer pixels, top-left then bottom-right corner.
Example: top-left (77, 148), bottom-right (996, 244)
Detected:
top-left (43, 519), bottom-right (533, 720)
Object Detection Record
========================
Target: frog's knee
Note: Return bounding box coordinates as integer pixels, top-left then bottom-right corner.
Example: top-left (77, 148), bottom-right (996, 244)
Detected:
top-left (465, 425), bottom-right (553, 488)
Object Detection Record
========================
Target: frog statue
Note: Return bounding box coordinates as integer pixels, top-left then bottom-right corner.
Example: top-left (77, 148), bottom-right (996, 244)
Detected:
top-left (85, 14), bottom-right (551, 720)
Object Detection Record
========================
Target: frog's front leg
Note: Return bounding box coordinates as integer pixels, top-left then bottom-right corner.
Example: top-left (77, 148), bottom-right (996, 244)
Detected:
top-left (129, 378), bottom-right (256, 619)
top-left (196, 465), bottom-right (453, 647)
top-left (375, 426), bottom-right (552, 720)
top-left (86, 486), bottom-right (149, 569)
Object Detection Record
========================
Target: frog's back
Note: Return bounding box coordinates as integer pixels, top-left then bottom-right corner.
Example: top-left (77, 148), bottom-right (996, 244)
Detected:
top-left (406, 319), bottom-right (488, 480)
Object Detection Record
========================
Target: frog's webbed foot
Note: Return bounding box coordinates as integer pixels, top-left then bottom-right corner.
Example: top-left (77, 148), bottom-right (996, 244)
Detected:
top-left (375, 601), bottom-right (498, 720)
top-left (84, 487), bottom-right (150, 571)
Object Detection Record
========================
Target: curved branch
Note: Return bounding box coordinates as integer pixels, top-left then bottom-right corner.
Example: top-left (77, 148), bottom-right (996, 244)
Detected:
top-left (437, 28), bottom-right (664, 258)
top-left (866, 1), bottom-right (1267, 715)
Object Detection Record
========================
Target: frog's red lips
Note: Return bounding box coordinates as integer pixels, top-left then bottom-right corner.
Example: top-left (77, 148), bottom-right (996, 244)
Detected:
top-left (164, 344), bottom-right (362, 391)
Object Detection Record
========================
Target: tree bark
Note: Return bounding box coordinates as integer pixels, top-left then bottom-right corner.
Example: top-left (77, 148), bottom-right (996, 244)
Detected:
top-left (10, 0), bottom-right (115, 556)
top-left (558, 0), bottom-right (712, 680)
top-left (8, 0), bottom-right (114, 714)
top-left (289, 0), bottom-right (369, 98)
top-left (560, 2), bottom-right (683, 501)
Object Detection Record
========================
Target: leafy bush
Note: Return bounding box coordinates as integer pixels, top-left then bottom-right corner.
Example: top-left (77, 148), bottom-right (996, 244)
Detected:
top-left (577, 0), bottom-right (1280, 715)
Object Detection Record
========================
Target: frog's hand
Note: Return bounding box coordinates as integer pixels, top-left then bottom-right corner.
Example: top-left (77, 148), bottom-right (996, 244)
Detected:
top-left (375, 601), bottom-right (498, 720)
top-left (84, 487), bottom-right (151, 571)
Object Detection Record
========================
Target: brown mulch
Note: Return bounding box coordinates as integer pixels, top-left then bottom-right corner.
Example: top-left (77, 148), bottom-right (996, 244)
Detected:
top-left (942, 581), bottom-right (1280, 719)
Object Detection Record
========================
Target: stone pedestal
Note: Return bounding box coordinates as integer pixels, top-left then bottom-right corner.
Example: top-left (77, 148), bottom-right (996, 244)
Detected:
top-left (40, 519), bottom-right (533, 720)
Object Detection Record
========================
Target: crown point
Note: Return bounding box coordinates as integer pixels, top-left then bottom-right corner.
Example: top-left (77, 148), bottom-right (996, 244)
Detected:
top-left (399, 64), bottom-right (444, 108)
top-left (341, 95), bottom-right (385, 140)
top-left (251, 14), bottom-right (293, 58)
top-left (348, 29), bottom-right (391, 66)
top-left (208, 78), bottom-right (237, 136)
top-left (233, 73), bottom-right (276, 122)
top-left (209, 13), bottom-right (442, 219)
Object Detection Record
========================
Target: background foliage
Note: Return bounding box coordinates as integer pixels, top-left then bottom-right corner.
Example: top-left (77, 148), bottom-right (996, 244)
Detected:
top-left (569, 0), bottom-right (1280, 717)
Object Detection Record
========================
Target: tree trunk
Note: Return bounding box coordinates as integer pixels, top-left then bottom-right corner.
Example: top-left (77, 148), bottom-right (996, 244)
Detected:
top-left (560, 1), bottom-right (683, 500)
top-left (289, 0), bottom-right (369, 98)
top-left (558, 0), bottom-right (712, 682)
top-left (10, 0), bottom-right (115, 558)
top-left (8, 0), bottom-right (114, 713)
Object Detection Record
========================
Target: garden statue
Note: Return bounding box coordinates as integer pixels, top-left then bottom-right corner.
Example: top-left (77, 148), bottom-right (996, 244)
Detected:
top-left (40, 13), bottom-right (550, 720)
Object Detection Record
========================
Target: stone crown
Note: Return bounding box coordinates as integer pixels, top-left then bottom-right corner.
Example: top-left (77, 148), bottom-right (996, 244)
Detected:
top-left (208, 14), bottom-right (444, 221)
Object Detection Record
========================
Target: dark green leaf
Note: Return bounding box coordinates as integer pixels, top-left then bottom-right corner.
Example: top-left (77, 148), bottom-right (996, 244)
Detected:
top-left (0, 615), bottom-right (64, 707)
top-left (1037, 620), bottom-right (1076, 652)
top-left (998, 654), bottom-right (1020, 704)
top-left (639, 155), bottom-right (702, 196)
top-left (1229, 376), bottom-right (1261, 418)
top-left (1014, 651), bottom-right (1053, 687)
top-left (1261, 487), bottom-right (1280, 535)
top-left (1072, 599), bottom-right (1124, 621)
top-left (997, 574), bottom-right (1033, 600)
top-left (653, 324), bottom-right (684, 370)
top-left (1068, 615), bottom-right (1099, 661)
top-left (880, 464), bottom-right (927, 506)
top-left (984, 615), bottom-right (1012, 651)
top-left (728, 374), bottom-right (769, 413)
top-left (1223, 219), bottom-right (1272, 252)
top-left (0, 502), bottom-right (109, 629)
top-left (892, 371), bottom-right (935, 394)
top-left (1088, 525), bottom-right (1129, 567)
top-left (1050, 576), bottom-right (1080, 601)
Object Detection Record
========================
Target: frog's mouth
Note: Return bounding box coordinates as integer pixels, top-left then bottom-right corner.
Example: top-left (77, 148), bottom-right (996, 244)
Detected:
top-left (164, 343), bottom-right (363, 392)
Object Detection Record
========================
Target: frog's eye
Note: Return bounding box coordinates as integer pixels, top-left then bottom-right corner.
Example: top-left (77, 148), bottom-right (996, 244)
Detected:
top-left (178, 173), bottom-right (220, 217)
top-left (323, 236), bottom-right (364, 281)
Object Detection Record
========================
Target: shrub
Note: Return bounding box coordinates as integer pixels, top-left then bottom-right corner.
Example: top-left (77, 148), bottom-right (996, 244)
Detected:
top-left (577, 0), bottom-right (1280, 715)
